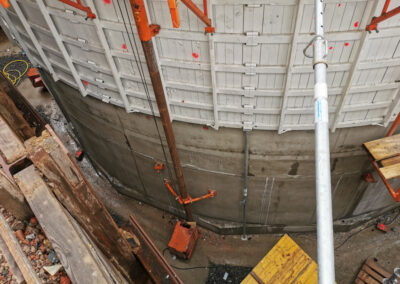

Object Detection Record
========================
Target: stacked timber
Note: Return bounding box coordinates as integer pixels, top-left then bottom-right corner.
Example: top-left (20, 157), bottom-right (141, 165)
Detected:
top-left (0, 71), bottom-right (182, 283)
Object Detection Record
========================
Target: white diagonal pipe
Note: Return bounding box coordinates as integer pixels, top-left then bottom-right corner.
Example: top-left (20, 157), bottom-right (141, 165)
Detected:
top-left (313, 0), bottom-right (335, 283)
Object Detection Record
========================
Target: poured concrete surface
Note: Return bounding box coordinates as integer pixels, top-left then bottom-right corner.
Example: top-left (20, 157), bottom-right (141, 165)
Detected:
top-left (11, 73), bottom-right (399, 283)
top-left (31, 68), bottom-right (399, 233)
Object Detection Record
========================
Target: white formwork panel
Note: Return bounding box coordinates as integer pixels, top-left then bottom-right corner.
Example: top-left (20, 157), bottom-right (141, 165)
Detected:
top-left (1, 0), bottom-right (400, 131)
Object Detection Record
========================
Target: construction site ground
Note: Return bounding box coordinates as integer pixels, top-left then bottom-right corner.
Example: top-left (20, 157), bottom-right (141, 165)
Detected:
top-left (0, 35), bottom-right (399, 284)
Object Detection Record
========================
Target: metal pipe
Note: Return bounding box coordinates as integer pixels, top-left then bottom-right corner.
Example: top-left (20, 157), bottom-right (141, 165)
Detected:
top-left (241, 130), bottom-right (249, 241)
top-left (141, 40), bottom-right (193, 221)
top-left (313, 0), bottom-right (335, 283)
top-left (129, 0), bottom-right (193, 221)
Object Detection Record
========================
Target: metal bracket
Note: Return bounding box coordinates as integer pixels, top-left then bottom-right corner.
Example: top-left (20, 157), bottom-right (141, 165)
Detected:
top-left (164, 179), bottom-right (216, 205)
top-left (168, 0), bottom-right (215, 33)
top-left (58, 0), bottom-right (96, 19)
top-left (366, 0), bottom-right (400, 32)
top-left (303, 35), bottom-right (328, 59)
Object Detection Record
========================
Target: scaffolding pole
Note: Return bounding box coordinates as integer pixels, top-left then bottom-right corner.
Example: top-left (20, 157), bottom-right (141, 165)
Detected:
top-left (313, 0), bottom-right (335, 283)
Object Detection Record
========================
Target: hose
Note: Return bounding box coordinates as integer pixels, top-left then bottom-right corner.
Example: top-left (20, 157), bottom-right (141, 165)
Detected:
top-left (2, 59), bottom-right (29, 86)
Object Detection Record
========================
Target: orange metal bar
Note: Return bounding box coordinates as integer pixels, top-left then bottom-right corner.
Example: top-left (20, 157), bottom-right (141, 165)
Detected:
top-left (203, 0), bottom-right (208, 17)
top-left (386, 112), bottom-right (400, 137)
top-left (164, 180), bottom-right (183, 204)
top-left (180, 0), bottom-right (214, 33)
top-left (382, 0), bottom-right (391, 14)
top-left (58, 0), bottom-right (96, 19)
top-left (369, 157), bottom-right (400, 202)
top-left (168, 0), bottom-right (180, 28)
top-left (366, 0), bottom-right (400, 31)
top-left (182, 190), bottom-right (216, 204)
top-left (129, 0), bottom-right (160, 41)
top-left (0, 0), bottom-right (9, 8)
top-left (163, 179), bottom-right (216, 205)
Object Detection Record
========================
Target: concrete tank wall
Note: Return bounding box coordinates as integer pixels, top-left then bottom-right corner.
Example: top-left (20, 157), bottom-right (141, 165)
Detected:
top-left (41, 69), bottom-right (398, 234)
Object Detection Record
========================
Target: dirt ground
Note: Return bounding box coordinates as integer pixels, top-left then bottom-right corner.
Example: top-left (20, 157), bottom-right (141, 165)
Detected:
top-left (0, 32), bottom-right (398, 283)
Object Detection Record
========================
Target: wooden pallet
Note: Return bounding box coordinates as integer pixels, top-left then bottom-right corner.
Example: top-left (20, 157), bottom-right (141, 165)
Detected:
top-left (355, 258), bottom-right (399, 284)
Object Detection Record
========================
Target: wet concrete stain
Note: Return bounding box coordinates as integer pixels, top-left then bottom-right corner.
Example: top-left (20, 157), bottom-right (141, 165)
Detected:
top-left (288, 161), bottom-right (299, 175)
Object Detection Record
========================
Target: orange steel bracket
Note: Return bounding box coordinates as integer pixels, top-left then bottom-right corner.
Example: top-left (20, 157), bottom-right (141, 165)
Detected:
top-left (130, 0), bottom-right (160, 41)
top-left (366, 0), bottom-right (400, 32)
top-left (168, 0), bottom-right (180, 28)
top-left (0, 0), bottom-right (10, 8)
top-left (58, 0), bottom-right (96, 19)
top-left (168, 0), bottom-right (215, 33)
top-left (164, 179), bottom-right (216, 205)
top-left (154, 162), bottom-right (165, 173)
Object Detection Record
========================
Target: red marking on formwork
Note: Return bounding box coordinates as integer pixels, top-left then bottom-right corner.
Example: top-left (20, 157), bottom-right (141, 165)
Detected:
top-left (104, 0), bottom-right (111, 3)
top-left (338, 3), bottom-right (341, 7)
top-left (203, 125), bottom-right (208, 130)
top-left (182, 100), bottom-right (185, 103)
top-left (122, 43), bottom-right (127, 50)
top-left (354, 21), bottom-right (359, 27)
top-left (344, 42), bottom-right (349, 46)
top-left (146, 115), bottom-right (151, 119)
top-left (329, 46), bottom-right (333, 50)
top-left (192, 52), bottom-right (199, 58)
top-left (82, 80), bottom-right (88, 86)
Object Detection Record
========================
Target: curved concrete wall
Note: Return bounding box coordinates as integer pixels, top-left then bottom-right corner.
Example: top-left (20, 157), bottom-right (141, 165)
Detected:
top-left (41, 70), bottom-right (398, 233)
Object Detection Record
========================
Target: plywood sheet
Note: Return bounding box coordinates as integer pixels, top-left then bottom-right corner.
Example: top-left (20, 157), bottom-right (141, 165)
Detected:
top-left (363, 134), bottom-right (400, 161)
top-left (241, 234), bottom-right (318, 284)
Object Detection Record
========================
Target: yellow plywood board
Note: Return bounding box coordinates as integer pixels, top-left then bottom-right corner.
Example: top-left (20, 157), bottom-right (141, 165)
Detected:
top-left (241, 234), bottom-right (318, 284)
top-left (363, 134), bottom-right (400, 161)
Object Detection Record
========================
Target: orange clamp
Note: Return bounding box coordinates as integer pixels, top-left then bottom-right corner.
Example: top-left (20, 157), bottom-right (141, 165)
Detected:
top-left (58, 0), bottom-right (96, 19)
top-left (154, 162), bottom-right (165, 173)
top-left (130, 0), bottom-right (160, 41)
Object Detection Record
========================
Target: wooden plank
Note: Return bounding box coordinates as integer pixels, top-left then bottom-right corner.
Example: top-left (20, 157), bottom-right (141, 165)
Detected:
top-left (0, 88), bottom-right (35, 141)
top-left (361, 264), bottom-right (384, 282)
top-left (365, 259), bottom-right (391, 278)
top-left (0, 210), bottom-right (40, 284)
top-left (355, 278), bottom-right (366, 284)
top-left (0, 168), bottom-right (32, 220)
top-left (380, 163), bottom-right (400, 180)
top-left (364, 134), bottom-right (400, 161)
top-left (0, 234), bottom-right (25, 283)
top-left (14, 165), bottom-right (116, 284)
top-left (0, 116), bottom-right (26, 164)
top-left (24, 130), bottom-right (148, 283)
top-left (358, 270), bottom-right (380, 284)
top-left (381, 155), bottom-right (400, 167)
